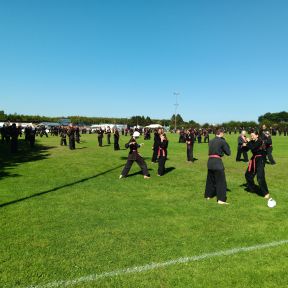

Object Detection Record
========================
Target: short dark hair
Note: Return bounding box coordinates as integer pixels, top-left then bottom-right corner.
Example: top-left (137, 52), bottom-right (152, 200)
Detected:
top-left (216, 128), bottom-right (224, 135)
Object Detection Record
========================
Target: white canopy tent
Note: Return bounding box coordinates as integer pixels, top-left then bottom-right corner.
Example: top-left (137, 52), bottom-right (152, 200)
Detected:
top-left (145, 124), bottom-right (163, 129)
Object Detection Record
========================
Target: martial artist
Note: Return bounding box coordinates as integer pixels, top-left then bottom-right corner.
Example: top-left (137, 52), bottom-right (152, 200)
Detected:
top-left (205, 129), bottom-right (231, 204)
top-left (236, 130), bottom-right (248, 162)
top-left (120, 131), bottom-right (150, 179)
top-left (185, 129), bottom-right (194, 162)
top-left (158, 133), bottom-right (168, 176)
top-left (242, 131), bottom-right (270, 199)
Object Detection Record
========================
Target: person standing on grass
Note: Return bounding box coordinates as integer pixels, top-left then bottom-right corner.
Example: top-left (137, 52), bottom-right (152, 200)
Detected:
top-left (119, 131), bottom-right (150, 179)
top-left (157, 133), bottom-right (168, 176)
top-left (236, 130), bottom-right (248, 162)
top-left (185, 129), bottom-right (195, 162)
top-left (151, 128), bottom-right (161, 163)
top-left (67, 125), bottom-right (75, 150)
top-left (205, 128), bottom-right (231, 204)
top-left (242, 130), bottom-right (270, 199)
top-left (97, 128), bottom-right (104, 147)
top-left (113, 129), bottom-right (120, 150)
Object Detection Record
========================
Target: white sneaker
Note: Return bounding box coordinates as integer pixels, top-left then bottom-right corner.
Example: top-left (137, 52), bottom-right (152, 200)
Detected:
top-left (119, 175), bottom-right (123, 179)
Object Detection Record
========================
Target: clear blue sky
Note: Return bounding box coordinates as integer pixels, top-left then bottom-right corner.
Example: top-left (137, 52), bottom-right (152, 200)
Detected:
top-left (1, 0), bottom-right (287, 124)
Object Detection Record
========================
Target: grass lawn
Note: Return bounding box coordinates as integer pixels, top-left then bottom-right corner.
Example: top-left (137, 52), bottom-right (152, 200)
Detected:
top-left (1, 132), bottom-right (288, 288)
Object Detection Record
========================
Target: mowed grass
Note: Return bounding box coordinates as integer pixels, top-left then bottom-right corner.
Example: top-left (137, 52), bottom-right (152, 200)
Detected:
top-left (1, 133), bottom-right (288, 288)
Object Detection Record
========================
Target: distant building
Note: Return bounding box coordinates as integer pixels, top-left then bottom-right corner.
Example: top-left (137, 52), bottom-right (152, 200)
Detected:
top-left (58, 118), bottom-right (71, 126)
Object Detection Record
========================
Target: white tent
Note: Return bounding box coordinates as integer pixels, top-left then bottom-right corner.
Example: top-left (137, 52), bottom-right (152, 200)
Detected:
top-left (145, 124), bottom-right (163, 129)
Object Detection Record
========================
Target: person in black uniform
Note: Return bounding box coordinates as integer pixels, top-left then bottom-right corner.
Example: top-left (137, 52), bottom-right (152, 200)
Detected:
top-left (75, 126), bottom-right (81, 143)
top-left (29, 126), bottom-right (36, 147)
top-left (185, 129), bottom-right (195, 162)
top-left (120, 131), bottom-right (150, 179)
top-left (97, 128), bottom-right (104, 147)
top-left (158, 133), bottom-right (168, 176)
top-left (10, 123), bottom-right (19, 153)
top-left (60, 127), bottom-right (67, 146)
top-left (67, 125), bottom-right (75, 150)
top-left (113, 129), bottom-right (120, 150)
top-left (236, 130), bottom-right (248, 162)
top-left (242, 131), bottom-right (270, 199)
top-left (151, 128), bottom-right (161, 163)
top-left (205, 128), bottom-right (231, 204)
top-left (106, 126), bottom-right (111, 144)
top-left (261, 130), bottom-right (276, 165)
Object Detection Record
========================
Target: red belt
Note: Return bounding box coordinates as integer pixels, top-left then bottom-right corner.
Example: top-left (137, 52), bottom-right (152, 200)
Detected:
top-left (209, 154), bottom-right (221, 158)
top-left (158, 147), bottom-right (166, 157)
top-left (248, 155), bottom-right (262, 173)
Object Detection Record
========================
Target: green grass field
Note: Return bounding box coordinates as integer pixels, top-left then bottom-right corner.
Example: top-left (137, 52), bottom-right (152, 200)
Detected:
top-left (1, 133), bottom-right (288, 288)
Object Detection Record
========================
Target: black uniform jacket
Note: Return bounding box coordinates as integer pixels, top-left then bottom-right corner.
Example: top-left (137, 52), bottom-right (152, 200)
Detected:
top-left (158, 140), bottom-right (168, 157)
top-left (207, 137), bottom-right (231, 170)
top-left (125, 139), bottom-right (141, 161)
top-left (243, 139), bottom-right (266, 157)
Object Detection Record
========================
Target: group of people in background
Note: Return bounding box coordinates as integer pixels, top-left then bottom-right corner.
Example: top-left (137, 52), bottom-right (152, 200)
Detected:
top-left (0, 121), bottom-right (280, 206)
top-left (205, 124), bottom-right (276, 205)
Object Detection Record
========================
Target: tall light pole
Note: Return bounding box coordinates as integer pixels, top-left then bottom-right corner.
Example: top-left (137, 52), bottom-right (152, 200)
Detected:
top-left (174, 92), bottom-right (180, 132)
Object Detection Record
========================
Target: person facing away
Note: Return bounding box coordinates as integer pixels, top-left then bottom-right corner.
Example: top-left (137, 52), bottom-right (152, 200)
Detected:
top-left (185, 129), bottom-right (195, 162)
top-left (113, 129), bottom-right (120, 150)
top-left (242, 130), bottom-right (270, 199)
top-left (120, 132), bottom-right (150, 179)
top-left (204, 128), bottom-right (231, 204)
top-left (157, 133), bottom-right (168, 176)
top-left (151, 128), bottom-right (162, 163)
top-left (236, 130), bottom-right (248, 162)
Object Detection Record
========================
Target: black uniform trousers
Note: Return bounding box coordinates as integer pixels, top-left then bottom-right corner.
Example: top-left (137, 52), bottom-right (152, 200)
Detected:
top-left (107, 134), bottom-right (111, 144)
top-left (69, 137), bottom-right (75, 150)
top-left (266, 147), bottom-right (276, 164)
top-left (245, 157), bottom-right (269, 197)
top-left (187, 145), bottom-right (194, 161)
top-left (121, 156), bottom-right (149, 177)
top-left (60, 138), bottom-right (67, 146)
top-left (205, 169), bottom-right (227, 202)
top-left (152, 147), bottom-right (158, 162)
top-left (98, 136), bottom-right (103, 147)
top-left (158, 156), bottom-right (166, 176)
top-left (236, 147), bottom-right (248, 162)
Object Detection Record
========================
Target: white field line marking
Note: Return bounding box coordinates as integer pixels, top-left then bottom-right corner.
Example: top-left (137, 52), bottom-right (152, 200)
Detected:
top-left (27, 239), bottom-right (288, 288)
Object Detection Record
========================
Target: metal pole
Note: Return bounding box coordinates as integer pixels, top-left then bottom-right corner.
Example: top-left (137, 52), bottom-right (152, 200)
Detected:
top-left (174, 92), bottom-right (179, 132)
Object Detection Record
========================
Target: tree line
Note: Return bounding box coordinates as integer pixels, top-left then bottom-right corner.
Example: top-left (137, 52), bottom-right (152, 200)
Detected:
top-left (0, 111), bottom-right (287, 129)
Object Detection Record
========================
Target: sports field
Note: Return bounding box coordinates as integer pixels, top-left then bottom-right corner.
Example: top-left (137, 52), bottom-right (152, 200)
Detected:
top-left (1, 133), bottom-right (288, 288)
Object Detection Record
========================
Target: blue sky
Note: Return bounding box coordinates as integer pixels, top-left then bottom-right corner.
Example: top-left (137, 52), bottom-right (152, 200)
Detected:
top-left (0, 0), bottom-right (287, 124)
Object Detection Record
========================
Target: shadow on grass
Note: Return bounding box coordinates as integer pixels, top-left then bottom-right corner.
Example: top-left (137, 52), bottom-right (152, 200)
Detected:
top-left (126, 168), bottom-right (153, 178)
top-left (0, 139), bottom-right (54, 181)
top-left (0, 164), bottom-right (124, 208)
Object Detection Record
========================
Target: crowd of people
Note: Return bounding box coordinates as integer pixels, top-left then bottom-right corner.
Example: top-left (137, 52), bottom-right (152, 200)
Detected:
top-left (0, 122), bottom-right (281, 206)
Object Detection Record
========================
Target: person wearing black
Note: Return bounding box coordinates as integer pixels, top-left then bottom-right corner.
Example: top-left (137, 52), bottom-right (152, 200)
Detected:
top-left (29, 126), bottom-right (36, 147)
top-left (10, 123), bottom-right (19, 153)
top-left (75, 126), bottom-right (80, 143)
top-left (120, 132), bottom-right (150, 179)
top-left (67, 125), bottom-right (75, 150)
top-left (97, 128), bottom-right (104, 147)
top-left (203, 129), bottom-right (209, 143)
top-left (262, 130), bottom-right (276, 165)
top-left (113, 129), bottom-right (120, 150)
top-left (236, 130), bottom-right (248, 162)
top-left (158, 133), bottom-right (168, 176)
top-left (205, 129), bottom-right (231, 204)
top-left (242, 131), bottom-right (270, 199)
top-left (106, 126), bottom-right (111, 144)
top-left (185, 129), bottom-right (194, 162)
top-left (60, 127), bottom-right (67, 146)
top-left (151, 128), bottom-right (161, 163)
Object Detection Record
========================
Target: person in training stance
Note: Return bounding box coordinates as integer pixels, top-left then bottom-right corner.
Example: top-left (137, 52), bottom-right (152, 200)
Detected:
top-left (120, 131), bottom-right (150, 179)
top-left (158, 133), bottom-right (168, 176)
top-left (242, 130), bottom-right (270, 199)
top-left (205, 128), bottom-right (231, 204)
